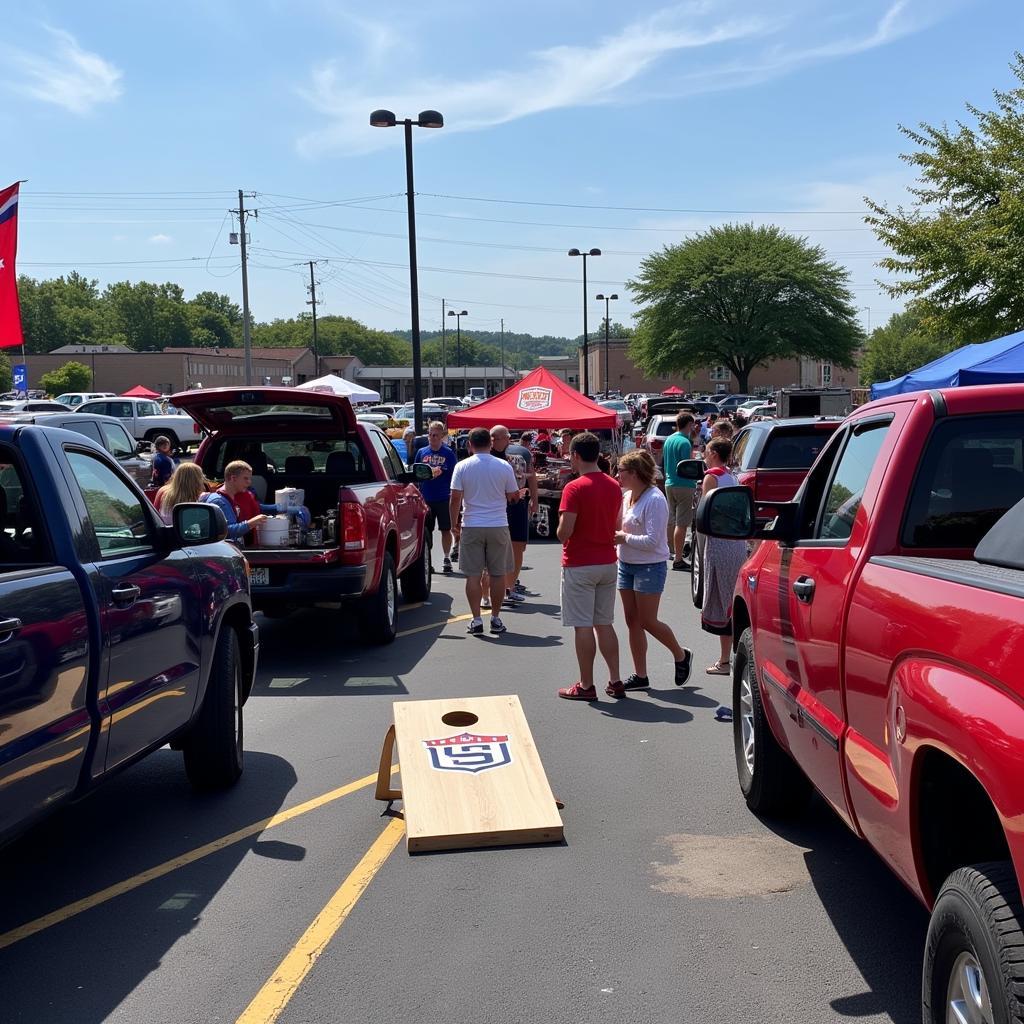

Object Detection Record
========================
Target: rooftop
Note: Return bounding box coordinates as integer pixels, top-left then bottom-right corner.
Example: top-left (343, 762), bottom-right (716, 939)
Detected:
top-left (164, 346), bottom-right (313, 361)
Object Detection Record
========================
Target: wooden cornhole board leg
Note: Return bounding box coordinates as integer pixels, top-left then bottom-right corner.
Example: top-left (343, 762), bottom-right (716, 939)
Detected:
top-left (386, 694), bottom-right (563, 853)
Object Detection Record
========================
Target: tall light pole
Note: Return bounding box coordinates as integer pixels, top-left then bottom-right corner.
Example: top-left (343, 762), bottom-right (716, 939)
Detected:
top-left (568, 248), bottom-right (600, 395)
top-left (595, 292), bottom-right (618, 399)
top-left (447, 309), bottom-right (467, 367)
top-left (370, 108), bottom-right (444, 430)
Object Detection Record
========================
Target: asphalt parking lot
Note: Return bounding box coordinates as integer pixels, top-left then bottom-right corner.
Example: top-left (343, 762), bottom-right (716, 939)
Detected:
top-left (0, 536), bottom-right (928, 1024)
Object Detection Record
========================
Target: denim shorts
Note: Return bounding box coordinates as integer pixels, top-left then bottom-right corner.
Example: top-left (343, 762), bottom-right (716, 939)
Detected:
top-left (617, 559), bottom-right (668, 595)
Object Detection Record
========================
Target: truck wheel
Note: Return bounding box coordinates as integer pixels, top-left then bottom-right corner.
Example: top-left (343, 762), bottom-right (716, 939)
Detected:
top-left (923, 862), bottom-right (1024, 1024)
top-left (182, 627), bottom-right (243, 791)
top-left (360, 552), bottom-right (398, 645)
top-left (400, 536), bottom-right (432, 602)
top-left (733, 627), bottom-right (810, 816)
top-left (145, 429), bottom-right (179, 448)
top-left (690, 534), bottom-right (705, 608)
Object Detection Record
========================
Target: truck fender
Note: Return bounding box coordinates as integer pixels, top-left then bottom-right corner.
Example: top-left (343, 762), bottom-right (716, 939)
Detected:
top-left (368, 530), bottom-right (399, 592)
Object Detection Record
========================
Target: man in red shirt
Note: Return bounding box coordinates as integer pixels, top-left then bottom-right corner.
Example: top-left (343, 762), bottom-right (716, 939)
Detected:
top-left (556, 432), bottom-right (624, 700)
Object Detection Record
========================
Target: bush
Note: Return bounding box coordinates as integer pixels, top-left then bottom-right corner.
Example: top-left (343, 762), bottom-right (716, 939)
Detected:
top-left (39, 361), bottom-right (93, 396)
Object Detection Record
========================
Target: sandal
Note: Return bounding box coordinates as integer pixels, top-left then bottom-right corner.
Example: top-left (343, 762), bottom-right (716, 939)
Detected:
top-left (705, 661), bottom-right (731, 676)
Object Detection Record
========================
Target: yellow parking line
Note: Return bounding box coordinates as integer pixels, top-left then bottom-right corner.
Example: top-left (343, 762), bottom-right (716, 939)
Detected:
top-left (0, 766), bottom-right (398, 951)
top-left (397, 613), bottom-right (473, 638)
top-left (236, 816), bottom-right (405, 1024)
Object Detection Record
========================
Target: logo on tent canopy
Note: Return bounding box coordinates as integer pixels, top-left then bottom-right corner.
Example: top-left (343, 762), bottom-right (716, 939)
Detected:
top-left (517, 387), bottom-right (553, 412)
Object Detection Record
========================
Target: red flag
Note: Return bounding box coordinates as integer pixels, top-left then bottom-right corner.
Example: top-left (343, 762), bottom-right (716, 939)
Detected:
top-left (0, 182), bottom-right (25, 350)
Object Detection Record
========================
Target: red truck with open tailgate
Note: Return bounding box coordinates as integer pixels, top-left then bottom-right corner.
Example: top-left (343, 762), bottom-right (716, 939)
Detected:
top-left (697, 384), bottom-right (1024, 1022)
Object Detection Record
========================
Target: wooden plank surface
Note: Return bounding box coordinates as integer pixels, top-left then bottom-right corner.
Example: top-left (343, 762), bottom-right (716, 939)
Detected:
top-left (392, 695), bottom-right (563, 853)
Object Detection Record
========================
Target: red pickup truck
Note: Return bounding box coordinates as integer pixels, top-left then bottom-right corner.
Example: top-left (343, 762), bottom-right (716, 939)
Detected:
top-left (172, 388), bottom-right (433, 644)
top-left (696, 384), bottom-right (1024, 1023)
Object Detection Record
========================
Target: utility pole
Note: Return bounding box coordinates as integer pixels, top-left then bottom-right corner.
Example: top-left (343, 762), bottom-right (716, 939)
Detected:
top-left (232, 190), bottom-right (257, 385)
top-left (307, 261), bottom-right (321, 377)
top-left (500, 318), bottom-right (505, 390)
top-left (441, 299), bottom-right (447, 395)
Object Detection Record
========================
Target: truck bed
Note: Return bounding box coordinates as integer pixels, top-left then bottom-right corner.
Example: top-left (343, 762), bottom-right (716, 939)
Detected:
top-left (869, 556), bottom-right (1024, 600)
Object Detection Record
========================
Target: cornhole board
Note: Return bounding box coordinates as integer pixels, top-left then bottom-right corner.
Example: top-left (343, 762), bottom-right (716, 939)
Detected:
top-left (375, 694), bottom-right (563, 853)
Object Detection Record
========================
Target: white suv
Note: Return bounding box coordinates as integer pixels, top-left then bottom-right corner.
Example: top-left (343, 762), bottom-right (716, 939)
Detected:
top-left (56, 392), bottom-right (115, 408)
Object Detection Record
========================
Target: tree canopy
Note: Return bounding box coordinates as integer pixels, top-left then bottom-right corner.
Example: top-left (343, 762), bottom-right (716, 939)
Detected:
top-left (858, 306), bottom-right (956, 385)
top-left (866, 54), bottom-right (1024, 344)
top-left (40, 361), bottom-right (92, 395)
top-left (628, 224), bottom-right (862, 392)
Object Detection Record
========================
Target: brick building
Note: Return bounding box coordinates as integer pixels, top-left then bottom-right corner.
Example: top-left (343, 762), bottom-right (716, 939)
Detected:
top-left (580, 338), bottom-right (858, 396)
top-left (355, 365), bottom-right (517, 403)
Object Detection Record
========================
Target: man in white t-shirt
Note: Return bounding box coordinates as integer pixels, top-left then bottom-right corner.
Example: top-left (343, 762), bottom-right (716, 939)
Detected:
top-left (449, 427), bottom-right (520, 636)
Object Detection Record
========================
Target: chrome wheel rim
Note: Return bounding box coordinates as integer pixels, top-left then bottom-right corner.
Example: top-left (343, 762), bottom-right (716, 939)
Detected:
top-left (424, 544), bottom-right (431, 588)
top-left (691, 541), bottom-right (701, 598)
top-left (946, 950), bottom-right (993, 1024)
top-left (386, 569), bottom-right (396, 626)
top-left (740, 660), bottom-right (755, 776)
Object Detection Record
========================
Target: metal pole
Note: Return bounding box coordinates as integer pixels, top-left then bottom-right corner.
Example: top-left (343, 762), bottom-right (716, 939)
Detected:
top-left (308, 260), bottom-right (320, 378)
top-left (441, 299), bottom-right (447, 395)
top-left (403, 119), bottom-right (424, 432)
top-left (456, 316), bottom-right (462, 366)
top-left (238, 189), bottom-right (254, 386)
top-left (604, 298), bottom-right (610, 399)
top-left (500, 317), bottom-right (505, 390)
top-left (582, 254), bottom-right (589, 396)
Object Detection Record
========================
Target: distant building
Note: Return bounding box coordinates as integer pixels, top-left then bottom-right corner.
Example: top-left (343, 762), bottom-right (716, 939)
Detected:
top-left (533, 354), bottom-right (580, 387)
top-left (356, 365), bottom-right (517, 403)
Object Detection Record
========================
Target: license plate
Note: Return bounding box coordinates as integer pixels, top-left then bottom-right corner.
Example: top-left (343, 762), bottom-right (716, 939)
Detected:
top-left (250, 567), bottom-right (270, 587)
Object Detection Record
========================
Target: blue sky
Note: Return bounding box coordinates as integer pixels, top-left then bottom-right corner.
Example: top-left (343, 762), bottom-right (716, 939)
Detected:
top-left (4, 0), bottom-right (1022, 341)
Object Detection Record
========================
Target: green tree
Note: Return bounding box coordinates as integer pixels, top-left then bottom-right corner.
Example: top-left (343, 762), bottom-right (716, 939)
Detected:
top-left (866, 55), bottom-right (1024, 343)
top-left (628, 224), bottom-right (862, 393)
top-left (421, 334), bottom-right (501, 367)
top-left (859, 306), bottom-right (955, 385)
top-left (0, 352), bottom-right (11, 393)
top-left (39, 361), bottom-right (93, 395)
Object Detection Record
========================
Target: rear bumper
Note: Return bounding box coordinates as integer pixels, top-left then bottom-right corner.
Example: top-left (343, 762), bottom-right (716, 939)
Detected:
top-left (250, 564), bottom-right (368, 605)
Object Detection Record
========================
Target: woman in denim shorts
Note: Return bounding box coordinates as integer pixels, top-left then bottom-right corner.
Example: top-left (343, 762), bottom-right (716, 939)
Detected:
top-left (614, 450), bottom-right (692, 691)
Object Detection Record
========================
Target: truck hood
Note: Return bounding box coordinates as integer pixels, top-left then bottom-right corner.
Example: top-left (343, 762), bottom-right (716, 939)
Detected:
top-left (170, 387), bottom-right (357, 435)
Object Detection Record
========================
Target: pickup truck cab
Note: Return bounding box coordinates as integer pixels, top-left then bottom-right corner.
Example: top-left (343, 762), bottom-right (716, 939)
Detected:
top-left (0, 424), bottom-right (258, 845)
top-left (172, 387), bottom-right (433, 643)
top-left (77, 396), bottom-right (202, 450)
top-left (697, 384), bottom-right (1024, 1022)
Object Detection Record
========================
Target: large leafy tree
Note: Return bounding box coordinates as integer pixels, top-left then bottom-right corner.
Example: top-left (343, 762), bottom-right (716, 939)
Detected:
top-left (866, 55), bottom-right (1024, 342)
top-left (628, 224), bottom-right (862, 392)
top-left (859, 305), bottom-right (956, 385)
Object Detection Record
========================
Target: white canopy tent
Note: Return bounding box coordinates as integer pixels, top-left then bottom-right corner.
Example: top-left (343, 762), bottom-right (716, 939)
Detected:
top-left (296, 373), bottom-right (380, 404)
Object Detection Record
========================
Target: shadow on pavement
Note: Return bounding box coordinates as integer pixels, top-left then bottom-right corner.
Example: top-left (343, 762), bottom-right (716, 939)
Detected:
top-left (760, 796), bottom-right (928, 1024)
top-left (0, 750), bottom-right (298, 1024)
top-left (647, 684), bottom-right (719, 708)
top-left (593, 696), bottom-right (694, 724)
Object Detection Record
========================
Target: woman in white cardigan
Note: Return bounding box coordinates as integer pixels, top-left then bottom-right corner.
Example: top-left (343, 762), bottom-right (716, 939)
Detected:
top-left (613, 449), bottom-right (693, 692)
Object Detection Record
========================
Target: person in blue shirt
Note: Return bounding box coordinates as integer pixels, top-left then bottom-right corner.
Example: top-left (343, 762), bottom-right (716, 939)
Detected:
top-left (150, 436), bottom-right (178, 487)
top-left (414, 421), bottom-right (458, 574)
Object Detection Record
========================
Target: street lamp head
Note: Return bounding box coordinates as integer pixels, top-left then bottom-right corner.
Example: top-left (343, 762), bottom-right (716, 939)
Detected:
top-left (610, 293), bottom-right (618, 300)
top-left (568, 248), bottom-right (581, 257)
top-left (589, 248), bottom-right (602, 257)
top-left (416, 110), bottom-right (444, 128)
top-left (460, 309), bottom-right (468, 316)
top-left (596, 293), bottom-right (605, 300)
top-left (369, 109), bottom-right (397, 128)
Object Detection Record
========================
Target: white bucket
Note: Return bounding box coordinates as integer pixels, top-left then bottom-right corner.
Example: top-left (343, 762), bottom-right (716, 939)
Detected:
top-left (275, 487), bottom-right (304, 509)
top-left (258, 516), bottom-right (290, 548)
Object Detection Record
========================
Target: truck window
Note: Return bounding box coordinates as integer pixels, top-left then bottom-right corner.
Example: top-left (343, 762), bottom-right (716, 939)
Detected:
top-left (136, 401), bottom-right (161, 417)
top-left (368, 432), bottom-right (406, 480)
top-left (760, 430), bottom-right (832, 470)
top-left (0, 455), bottom-right (51, 566)
top-left (66, 451), bottom-right (152, 557)
top-left (60, 419), bottom-right (103, 444)
top-left (902, 413), bottom-right (1024, 548)
top-left (99, 423), bottom-right (135, 461)
top-left (816, 421), bottom-right (891, 542)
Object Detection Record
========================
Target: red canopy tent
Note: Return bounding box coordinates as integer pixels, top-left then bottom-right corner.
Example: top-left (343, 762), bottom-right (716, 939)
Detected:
top-left (122, 384), bottom-right (161, 398)
top-left (661, 385), bottom-right (684, 396)
top-left (446, 366), bottom-right (617, 431)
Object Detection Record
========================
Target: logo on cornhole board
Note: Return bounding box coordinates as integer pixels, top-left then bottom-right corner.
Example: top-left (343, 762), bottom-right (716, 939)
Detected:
top-left (422, 732), bottom-right (512, 774)
top-left (517, 387), bottom-right (553, 412)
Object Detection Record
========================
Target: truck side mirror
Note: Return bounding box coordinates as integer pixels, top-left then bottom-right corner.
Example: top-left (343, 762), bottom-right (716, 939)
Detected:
top-left (173, 502), bottom-right (228, 544)
top-left (676, 458), bottom-right (706, 481)
top-left (695, 486), bottom-right (755, 540)
top-left (411, 463), bottom-right (434, 482)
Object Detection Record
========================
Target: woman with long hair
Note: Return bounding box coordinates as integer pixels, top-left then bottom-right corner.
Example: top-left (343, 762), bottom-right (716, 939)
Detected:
top-left (613, 448), bottom-right (692, 694)
top-left (155, 462), bottom-right (209, 524)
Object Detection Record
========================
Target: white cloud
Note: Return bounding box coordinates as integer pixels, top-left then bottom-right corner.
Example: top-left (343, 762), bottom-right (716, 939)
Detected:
top-left (149, 233), bottom-right (173, 245)
top-left (3, 27), bottom-right (122, 114)
top-left (296, 0), bottom-right (958, 157)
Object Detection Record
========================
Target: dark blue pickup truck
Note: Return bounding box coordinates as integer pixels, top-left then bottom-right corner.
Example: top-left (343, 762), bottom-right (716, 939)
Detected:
top-left (0, 423), bottom-right (259, 844)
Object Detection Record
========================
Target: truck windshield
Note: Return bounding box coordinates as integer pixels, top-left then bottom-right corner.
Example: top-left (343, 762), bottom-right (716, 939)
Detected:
top-left (902, 413), bottom-right (1024, 548)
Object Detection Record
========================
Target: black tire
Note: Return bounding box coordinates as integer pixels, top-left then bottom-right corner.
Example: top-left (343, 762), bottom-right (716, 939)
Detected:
top-left (691, 533), bottom-right (705, 608)
top-left (360, 552), bottom-right (398, 644)
top-left (923, 862), bottom-right (1024, 1024)
top-left (145, 429), bottom-right (179, 448)
top-left (400, 535), bottom-right (432, 602)
top-left (182, 627), bottom-right (243, 791)
top-left (733, 627), bottom-right (811, 816)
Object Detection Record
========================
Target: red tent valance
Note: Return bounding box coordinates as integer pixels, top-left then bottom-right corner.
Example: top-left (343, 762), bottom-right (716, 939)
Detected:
top-left (122, 384), bottom-right (161, 398)
top-left (446, 366), bottom-right (617, 430)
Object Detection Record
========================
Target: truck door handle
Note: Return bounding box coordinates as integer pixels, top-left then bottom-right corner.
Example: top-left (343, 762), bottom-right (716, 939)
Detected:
top-left (111, 583), bottom-right (141, 606)
top-left (0, 617), bottom-right (23, 641)
top-left (793, 576), bottom-right (816, 603)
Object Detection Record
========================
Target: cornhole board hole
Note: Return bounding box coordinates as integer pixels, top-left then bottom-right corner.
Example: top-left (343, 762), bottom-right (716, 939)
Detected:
top-left (375, 694), bottom-right (563, 853)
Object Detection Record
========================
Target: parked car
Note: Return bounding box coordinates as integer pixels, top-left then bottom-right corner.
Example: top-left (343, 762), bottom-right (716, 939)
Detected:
top-left (696, 382), bottom-right (1024, 1022)
top-left (76, 396), bottom-right (203, 449)
top-left (0, 423), bottom-right (258, 845)
top-left (463, 387), bottom-right (486, 405)
top-left (598, 399), bottom-right (632, 429)
top-left (171, 387), bottom-right (434, 643)
top-left (713, 394), bottom-right (755, 413)
top-left (0, 400), bottom-right (71, 414)
top-left (394, 403), bottom-right (448, 430)
top-left (0, 411), bottom-right (155, 486)
top-left (367, 405), bottom-right (397, 417)
top-left (54, 391), bottom-right (115, 408)
top-left (430, 397), bottom-right (467, 411)
top-left (738, 403), bottom-right (777, 420)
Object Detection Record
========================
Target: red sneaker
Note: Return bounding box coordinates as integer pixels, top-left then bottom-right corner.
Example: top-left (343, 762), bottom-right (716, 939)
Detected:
top-left (558, 682), bottom-right (598, 701)
top-left (605, 680), bottom-right (627, 699)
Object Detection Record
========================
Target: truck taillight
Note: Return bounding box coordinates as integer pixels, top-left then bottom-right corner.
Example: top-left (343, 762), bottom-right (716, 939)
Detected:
top-left (650, 438), bottom-right (664, 451)
top-left (341, 502), bottom-right (366, 551)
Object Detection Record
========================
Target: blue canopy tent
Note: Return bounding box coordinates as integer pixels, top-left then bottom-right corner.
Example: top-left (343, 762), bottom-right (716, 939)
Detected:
top-left (870, 329), bottom-right (1024, 399)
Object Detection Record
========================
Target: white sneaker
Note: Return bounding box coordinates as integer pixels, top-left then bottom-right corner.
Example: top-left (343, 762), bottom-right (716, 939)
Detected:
top-left (504, 589), bottom-right (526, 605)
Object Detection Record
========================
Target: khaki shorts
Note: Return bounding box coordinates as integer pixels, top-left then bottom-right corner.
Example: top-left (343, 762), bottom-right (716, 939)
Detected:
top-left (666, 486), bottom-right (696, 528)
top-left (460, 526), bottom-right (513, 577)
top-left (560, 564), bottom-right (617, 627)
